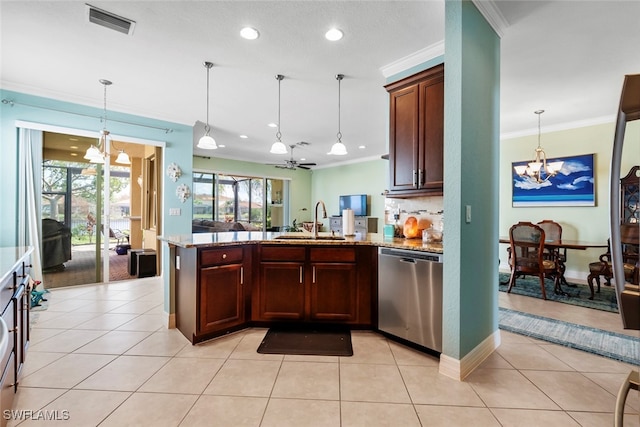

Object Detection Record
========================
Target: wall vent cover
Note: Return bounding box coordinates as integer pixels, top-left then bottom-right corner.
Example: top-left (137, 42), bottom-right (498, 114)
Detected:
top-left (86, 3), bottom-right (136, 35)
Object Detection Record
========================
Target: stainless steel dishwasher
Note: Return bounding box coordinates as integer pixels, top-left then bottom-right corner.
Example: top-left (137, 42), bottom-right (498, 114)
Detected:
top-left (378, 247), bottom-right (443, 352)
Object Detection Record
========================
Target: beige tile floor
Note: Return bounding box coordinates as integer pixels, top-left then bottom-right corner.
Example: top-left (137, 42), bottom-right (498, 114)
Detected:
top-left (8, 277), bottom-right (639, 426)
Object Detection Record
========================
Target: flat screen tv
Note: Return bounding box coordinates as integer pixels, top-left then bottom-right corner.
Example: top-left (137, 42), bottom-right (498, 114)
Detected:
top-left (339, 194), bottom-right (368, 216)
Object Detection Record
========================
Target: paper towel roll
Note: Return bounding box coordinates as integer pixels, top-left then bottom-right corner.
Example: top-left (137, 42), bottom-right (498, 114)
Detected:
top-left (342, 209), bottom-right (355, 236)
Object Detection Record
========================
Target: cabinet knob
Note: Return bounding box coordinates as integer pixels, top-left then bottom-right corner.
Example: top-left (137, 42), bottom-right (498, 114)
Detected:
top-left (222, 253), bottom-right (227, 259)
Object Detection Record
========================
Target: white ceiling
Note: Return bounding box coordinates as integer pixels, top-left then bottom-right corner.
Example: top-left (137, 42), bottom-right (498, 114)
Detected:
top-left (2, 1), bottom-right (639, 169)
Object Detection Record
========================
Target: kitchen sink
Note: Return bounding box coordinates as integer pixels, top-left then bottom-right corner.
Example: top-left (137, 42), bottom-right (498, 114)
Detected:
top-left (274, 235), bottom-right (346, 241)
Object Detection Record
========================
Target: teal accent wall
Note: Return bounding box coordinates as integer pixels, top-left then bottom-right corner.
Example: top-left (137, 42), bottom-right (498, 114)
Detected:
top-left (443, 1), bottom-right (500, 359)
top-left (192, 156), bottom-right (313, 226)
top-left (0, 89), bottom-right (193, 313)
top-left (311, 159), bottom-right (387, 231)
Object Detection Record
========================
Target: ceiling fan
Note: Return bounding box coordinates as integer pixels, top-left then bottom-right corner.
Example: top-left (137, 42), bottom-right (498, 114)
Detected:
top-left (267, 142), bottom-right (317, 170)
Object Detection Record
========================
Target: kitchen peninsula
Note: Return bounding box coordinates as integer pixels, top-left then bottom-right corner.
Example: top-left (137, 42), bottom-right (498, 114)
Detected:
top-left (160, 232), bottom-right (442, 344)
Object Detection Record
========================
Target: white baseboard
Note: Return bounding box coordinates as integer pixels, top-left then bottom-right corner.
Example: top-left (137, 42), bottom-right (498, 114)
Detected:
top-left (499, 264), bottom-right (588, 285)
top-left (439, 329), bottom-right (501, 381)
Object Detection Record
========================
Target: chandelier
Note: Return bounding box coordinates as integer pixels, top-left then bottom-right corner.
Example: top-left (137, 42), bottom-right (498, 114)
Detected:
top-left (197, 61), bottom-right (218, 149)
top-left (84, 79), bottom-right (131, 164)
top-left (328, 74), bottom-right (347, 155)
top-left (513, 110), bottom-right (563, 183)
top-left (270, 74), bottom-right (288, 154)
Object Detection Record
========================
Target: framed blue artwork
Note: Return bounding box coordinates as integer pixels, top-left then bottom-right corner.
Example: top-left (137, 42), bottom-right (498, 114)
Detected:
top-left (512, 153), bottom-right (595, 207)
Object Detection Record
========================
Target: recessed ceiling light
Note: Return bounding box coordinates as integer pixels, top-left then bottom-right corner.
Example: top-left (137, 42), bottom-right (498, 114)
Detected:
top-left (267, 123), bottom-right (278, 128)
top-left (300, 157), bottom-right (306, 161)
top-left (240, 27), bottom-right (259, 40)
top-left (239, 135), bottom-right (248, 139)
top-left (70, 153), bottom-right (78, 156)
top-left (69, 145), bottom-right (79, 149)
top-left (358, 145), bottom-right (366, 149)
top-left (218, 144), bottom-right (226, 148)
top-left (69, 138), bottom-right (79, 141)
top-left (325, 28), bottom-right (343, 41)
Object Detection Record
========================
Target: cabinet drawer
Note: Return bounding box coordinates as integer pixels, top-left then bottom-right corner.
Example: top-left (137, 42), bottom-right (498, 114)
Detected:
top-left (354, 218), bottom-right (367, 227)
top-left (200, 247), bottom-right (243, 267)
top-left (310, 247), bottom-right (356, 262)
top-left (0, 300), bottom-right (14, 373)
top-left (261, 246), bottom-right (306, 261)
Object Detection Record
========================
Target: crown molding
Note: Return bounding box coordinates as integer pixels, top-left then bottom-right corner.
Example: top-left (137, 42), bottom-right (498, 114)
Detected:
top-left (501, 114), bottom-right (616, 140)
top-left (471, 0), bottom-right (509, 38)
top-left (380, 41), bottom-right (444, 78)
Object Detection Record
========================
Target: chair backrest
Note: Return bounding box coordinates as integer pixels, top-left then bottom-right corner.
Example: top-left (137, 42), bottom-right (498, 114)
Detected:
top-left (537, 220), bottom-right (562, 241)
top-left (509, 222), bottom-right (546, 273)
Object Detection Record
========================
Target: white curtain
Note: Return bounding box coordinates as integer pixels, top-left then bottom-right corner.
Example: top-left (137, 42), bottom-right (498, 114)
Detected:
top-left (17, 128), bottom-right (43, 283)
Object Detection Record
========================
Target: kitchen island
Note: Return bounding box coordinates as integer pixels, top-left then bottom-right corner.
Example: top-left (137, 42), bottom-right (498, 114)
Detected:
top-left (159, 232), bottom-right (442, 344)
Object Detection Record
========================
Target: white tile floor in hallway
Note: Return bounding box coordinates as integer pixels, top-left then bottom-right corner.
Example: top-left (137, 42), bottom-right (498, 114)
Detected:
top-left (8, 276), bottom-right (639, 426)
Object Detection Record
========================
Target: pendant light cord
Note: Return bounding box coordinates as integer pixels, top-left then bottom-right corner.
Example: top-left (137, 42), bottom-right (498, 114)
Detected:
top-left (275, 74), bottom-right (283, 141)
top-left (204, 62), bottom-right (213, 134)
top-left (336, 74), bottom-right (343, 142)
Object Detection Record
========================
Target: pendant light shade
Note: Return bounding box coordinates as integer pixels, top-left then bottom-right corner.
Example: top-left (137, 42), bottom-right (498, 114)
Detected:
top-left (270, 74), bottom-right (288, 154)
top-left (115, 149), bottom-right (131, 165)
top-left (198, 61), bottom-right (218, 149)
top-left (328, 74), bottom-right (347, 155)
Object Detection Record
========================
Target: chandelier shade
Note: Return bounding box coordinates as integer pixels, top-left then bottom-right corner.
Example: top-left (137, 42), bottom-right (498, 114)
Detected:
top-left (328, 74), bottom-right (347, 155)
top-left (198, 61), bottom-right (217, 150)
top-left (513, 110), bottom-right (563, 183)
top-left (270, 74), bottom-right (288, 154)
top-left (84, 79), bottom-right (120, 164)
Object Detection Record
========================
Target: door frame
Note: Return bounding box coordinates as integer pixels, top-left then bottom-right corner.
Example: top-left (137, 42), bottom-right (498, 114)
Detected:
top-left (17, 120), bottom-right (165, 283)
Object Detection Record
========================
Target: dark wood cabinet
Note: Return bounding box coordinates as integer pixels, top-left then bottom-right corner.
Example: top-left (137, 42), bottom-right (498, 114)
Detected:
top-left (254, 244), bottom-right (372, 326)
top-left (0, 248), bottom-right (32, 425)
top-left (385, 64), bottom-right (444, 197)
top-left (175, 245), bottom-right (251, 343)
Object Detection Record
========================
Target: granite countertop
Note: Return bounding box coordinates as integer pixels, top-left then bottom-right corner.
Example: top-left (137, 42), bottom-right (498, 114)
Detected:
top-left (158, 231), bottom-right (443, 254)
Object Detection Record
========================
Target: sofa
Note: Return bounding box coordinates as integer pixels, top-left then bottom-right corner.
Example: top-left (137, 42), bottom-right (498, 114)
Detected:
top-left (42, 218), bottom-right (72, 270)
top-left (192, 219), bottom-right (260, 233)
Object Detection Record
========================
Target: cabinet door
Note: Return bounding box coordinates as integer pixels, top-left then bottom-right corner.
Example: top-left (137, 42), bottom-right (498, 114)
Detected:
top-left (418, 76), bottom-right (444, 191)
top-left (309, 262), bottom-right (357, 321)
top-left (199, 263), bottom-right (244, 334)
top-left (259, 262), bottom-right (305, 320)
top-left (388, 83), bottom-right (420, 192)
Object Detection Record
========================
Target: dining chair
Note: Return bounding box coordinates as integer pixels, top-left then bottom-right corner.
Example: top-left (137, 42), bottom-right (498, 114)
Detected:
top-left (508, 221), bottom-right (559, 300)
top-left (587, 223), bottom-right (639, 299)
top-left (537, 219), bottom-right (566, 283)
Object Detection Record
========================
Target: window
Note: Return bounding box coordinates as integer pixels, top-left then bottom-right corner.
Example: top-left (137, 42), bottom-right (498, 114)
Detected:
top-left (193, 172), bottom-right (288, 231)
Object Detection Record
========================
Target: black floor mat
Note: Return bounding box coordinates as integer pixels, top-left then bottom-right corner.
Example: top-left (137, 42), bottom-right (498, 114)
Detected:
top-left (257, 326), bottom-right (353, 356)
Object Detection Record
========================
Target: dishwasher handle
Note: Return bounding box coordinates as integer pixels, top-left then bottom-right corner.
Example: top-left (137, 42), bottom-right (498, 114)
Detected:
top-left (399, 258), bottom-right (417, 264)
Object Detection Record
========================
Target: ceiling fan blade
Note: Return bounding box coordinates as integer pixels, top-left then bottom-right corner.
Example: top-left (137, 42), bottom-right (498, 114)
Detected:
top-left (298, 162), bottom-right (316, 166)
top-left (298, 165), bottom-right (310, 170)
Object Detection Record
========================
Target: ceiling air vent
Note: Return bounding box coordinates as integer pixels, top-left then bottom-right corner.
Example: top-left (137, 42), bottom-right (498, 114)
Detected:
top-left (86, 4), bottom-right (136, 35)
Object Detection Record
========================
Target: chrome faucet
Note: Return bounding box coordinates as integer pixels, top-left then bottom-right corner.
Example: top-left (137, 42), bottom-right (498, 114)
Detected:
top-left (313, 200), bottom-right (327, 238)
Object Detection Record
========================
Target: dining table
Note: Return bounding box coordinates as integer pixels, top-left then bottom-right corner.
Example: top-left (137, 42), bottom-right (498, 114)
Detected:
top-left (499, 237), bottom-right (608, 295)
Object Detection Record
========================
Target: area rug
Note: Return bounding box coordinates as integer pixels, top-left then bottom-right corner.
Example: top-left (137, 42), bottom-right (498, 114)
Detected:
top-left (257, 326), bottom-right (353, 356)
top-left (498, 273), bottom-right (618, 313)
top-left (499, 307), bottom-right (639, 365)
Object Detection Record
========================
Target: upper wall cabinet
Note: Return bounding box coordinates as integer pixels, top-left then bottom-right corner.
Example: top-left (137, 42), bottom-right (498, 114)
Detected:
top-left (385, 64), bottom-right (444, 198)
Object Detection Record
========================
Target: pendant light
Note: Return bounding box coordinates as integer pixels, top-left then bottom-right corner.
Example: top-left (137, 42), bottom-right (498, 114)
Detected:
top-left (197, 61), bottom-right (217, 149)
top-left (84, 79), bottom-right (115, 164)
top-left (328, 74), bottom-right (347, 155)
top-left (270, 74), bottom-right (288, 154)
top-left (513, 110), bottom-right (563, 183)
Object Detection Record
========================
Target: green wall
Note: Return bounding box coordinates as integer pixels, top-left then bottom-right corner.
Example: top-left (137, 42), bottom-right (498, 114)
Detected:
top-left (500, 120), bottom-right (640, 279)
top-left (311, 159), bottom-right (388, 231)
top-left (443, 0), bottom-right (501, 359)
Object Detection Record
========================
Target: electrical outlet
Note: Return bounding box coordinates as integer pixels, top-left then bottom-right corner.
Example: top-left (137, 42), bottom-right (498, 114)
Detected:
top-left (465, 205), bottom-right (471, 223)
top-left (169, 208), bottom-right (181, 216)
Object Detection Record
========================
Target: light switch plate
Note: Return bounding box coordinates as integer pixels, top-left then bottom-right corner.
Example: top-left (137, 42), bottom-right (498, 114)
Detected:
top-left (169, 208), bottom-right (181, 216)
top-left (465, 205), bottom-right (471, 223)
